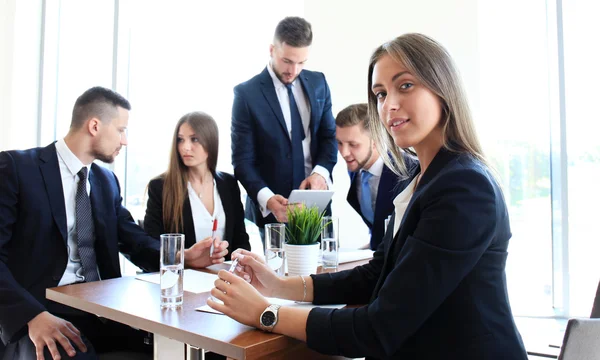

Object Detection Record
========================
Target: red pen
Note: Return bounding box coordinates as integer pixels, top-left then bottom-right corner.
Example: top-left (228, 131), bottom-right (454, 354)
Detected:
top-left (210, 218), bottom-right (218, 256)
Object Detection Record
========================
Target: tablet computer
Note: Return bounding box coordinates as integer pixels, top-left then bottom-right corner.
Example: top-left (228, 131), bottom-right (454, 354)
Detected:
top-left (288, 190), bottom-right (334, 213)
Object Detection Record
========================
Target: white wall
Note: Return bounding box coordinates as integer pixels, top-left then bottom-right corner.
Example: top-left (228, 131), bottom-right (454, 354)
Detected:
top-left (306, 0), bottom-right (480, 119)
top-left (0, 0), bottom-right (42, 151)
top-left (305, 0), bottom-right (480, 248)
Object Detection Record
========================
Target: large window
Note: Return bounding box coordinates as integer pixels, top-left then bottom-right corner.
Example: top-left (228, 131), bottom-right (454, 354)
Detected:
top-left (40, 1), bottom-right (114, 145)
top-left (562, 0), bottom-right (600, 317)
top-left (478, 0), bottom-right (554, 316)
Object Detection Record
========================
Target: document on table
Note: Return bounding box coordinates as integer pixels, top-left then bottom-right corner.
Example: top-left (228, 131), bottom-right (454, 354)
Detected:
top-left (135, 269), bottom-right (217, 294)
top-left (196, 297), bottom-right (346, 314)
top-left (338, 248), bottom-right (374, 264)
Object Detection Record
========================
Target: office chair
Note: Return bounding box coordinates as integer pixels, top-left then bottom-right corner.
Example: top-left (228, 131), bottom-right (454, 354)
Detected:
top-left (557, 318), bottom-right (600, 360)
top-left (590, 279), bottom-right (600, 318)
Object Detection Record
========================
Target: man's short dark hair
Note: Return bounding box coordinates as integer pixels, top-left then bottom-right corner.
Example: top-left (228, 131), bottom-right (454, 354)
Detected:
top-left (274, 17), bottom-right (313, 48)
top-left (70, 86), bottom-right (131, 129)
top-left (335, 103), bottom-right (369, 131)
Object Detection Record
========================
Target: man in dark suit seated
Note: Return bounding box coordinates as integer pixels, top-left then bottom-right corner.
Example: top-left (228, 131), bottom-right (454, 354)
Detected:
top-left (231, 16), bottom-right (337, 237)
top-left (336, 104), bottom-right (417, 250)
top-left (0, 87), bottom-right (216, 360)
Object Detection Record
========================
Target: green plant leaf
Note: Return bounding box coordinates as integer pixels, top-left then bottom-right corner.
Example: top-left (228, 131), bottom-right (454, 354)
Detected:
top-left (284, 205), bottom-right (327, 245)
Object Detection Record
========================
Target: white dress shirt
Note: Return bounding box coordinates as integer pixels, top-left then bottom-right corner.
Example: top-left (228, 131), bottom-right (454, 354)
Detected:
top-left (256, 64), bottom-right (331, 217)
top-left (55, 139), bottom-right (97, 286)
top-left (356, 157), bottom-right (385, 212)
top-left (393, 174), bottom-right (420, 237)
top-left (187, 181), bottom-right (226, 242)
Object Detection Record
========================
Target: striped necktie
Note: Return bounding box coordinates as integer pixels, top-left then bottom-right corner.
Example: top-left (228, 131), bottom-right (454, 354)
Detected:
top-left (76, 167), bottom-right (100, 282)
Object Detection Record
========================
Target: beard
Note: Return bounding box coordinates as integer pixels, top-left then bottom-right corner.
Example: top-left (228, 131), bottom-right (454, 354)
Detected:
top-left (91, 145), bottom-right (119, 164)
top-left (272, 63), bottom-right (297, 84)
top-left (355, 144), bottom-right (374, 171)
top-left (93, 151), bottom-right (115, 164)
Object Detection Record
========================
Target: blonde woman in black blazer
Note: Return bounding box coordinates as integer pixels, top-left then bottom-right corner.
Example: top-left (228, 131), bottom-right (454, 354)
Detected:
top-left (144, 112), bottom-right (250, 266)
top-left (206, 34), bottom-right (528, 360)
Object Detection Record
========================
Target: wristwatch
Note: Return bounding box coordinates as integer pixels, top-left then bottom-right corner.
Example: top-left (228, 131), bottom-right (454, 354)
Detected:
top-left (259, 304), bottom-right (281, 332)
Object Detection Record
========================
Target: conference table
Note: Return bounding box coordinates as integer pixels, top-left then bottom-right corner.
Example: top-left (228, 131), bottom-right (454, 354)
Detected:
top-left (46, 254), bottom-right (565, 359)
top-left (46, 259), bottom-right (370, 360)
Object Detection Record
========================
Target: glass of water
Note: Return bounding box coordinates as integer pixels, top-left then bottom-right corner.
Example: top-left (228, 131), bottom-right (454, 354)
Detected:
top-left (321, 216), bottom-right (339, 269)
top-left (265, 223), bottom-right (286, 276)
top-left (160, 233), bottom-right (184, 308)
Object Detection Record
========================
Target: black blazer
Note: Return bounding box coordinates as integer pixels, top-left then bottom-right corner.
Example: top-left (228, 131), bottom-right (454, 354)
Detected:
top-left (306, 149), bottom-right (527, 360)
top-left (144, 172), bottom-right (251, 259)
top-left (0, 143), bottom-right (159, 348)
top-left (347, 155), bottom-right (419, 250)
top-left (231, 67), bottom-right (337, 228)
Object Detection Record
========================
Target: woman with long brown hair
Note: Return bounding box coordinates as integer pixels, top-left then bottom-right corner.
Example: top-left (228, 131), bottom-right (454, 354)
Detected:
top-left (206, 34), bottom-right (528, 359)
top-left (144, 111), bottom-right (250, 267)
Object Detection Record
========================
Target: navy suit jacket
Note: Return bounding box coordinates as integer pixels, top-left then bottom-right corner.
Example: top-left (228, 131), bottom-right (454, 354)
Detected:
top-left (144, 172), bottom-right (251, 260)
top-left (0, 143), bottom-right (160, 348)
top-left (306, 149), bottom-right (527, 360)
top-left (231, 67), bottom-right (337, 227)
top-left (347, 155), bottom-right (419, 250)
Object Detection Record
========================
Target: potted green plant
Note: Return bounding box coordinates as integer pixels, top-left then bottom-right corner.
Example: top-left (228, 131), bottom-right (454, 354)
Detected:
top-left (283, 205), bottom-right (327, 276)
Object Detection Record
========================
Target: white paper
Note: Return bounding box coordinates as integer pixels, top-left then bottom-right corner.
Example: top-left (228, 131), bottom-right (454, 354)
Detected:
top-left (160, 269), bottom-right (179, 290)
top-left (195, 297), bottom-right (346, 314)
top-left (338, 248), bottom-right (374, 264)
top-left (196, 305), bottom-right (224, 314)
top-left (136, 269), bottom-right (218, 294)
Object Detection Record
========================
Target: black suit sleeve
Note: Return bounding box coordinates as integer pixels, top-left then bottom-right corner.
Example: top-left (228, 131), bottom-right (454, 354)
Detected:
top-left (231, 86), bottom-right (267, 201)
top-left (227, 175), bottom-right (251, 257)
top-left (313, 73), bottom-right (337, 175)
top-left (305, 169), bottom-right (498, 358)
top-left (0, 151), bottom-right (46, 344)
top-left (144, 178), bottom-right (165, 240)
top-left (113, 174), bottom-right (159, 273)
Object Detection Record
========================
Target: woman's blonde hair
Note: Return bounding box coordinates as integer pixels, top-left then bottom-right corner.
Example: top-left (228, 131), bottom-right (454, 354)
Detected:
top-left (160, 111), bottom-right (219, 233)
top-left (367, 33), bottom-right (486, 177)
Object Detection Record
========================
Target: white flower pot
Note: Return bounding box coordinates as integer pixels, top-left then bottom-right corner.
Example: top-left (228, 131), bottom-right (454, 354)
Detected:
top-left (284, 242), bottom-right (320, 277)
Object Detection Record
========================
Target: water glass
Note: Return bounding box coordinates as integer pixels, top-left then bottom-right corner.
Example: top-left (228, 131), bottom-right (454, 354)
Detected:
top-left (265, 223), bottom-right (286, 276)
top-left (321, 216), bottom-right (339, 269)
top-left (160, 233), bottom-right (184, 308)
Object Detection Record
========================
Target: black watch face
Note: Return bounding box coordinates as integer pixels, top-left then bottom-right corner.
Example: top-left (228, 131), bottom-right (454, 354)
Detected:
top-left (261, 311), bottom-right (276, 327)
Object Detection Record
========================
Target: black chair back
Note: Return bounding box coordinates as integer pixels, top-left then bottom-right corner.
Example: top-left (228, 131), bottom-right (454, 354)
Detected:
top-left (591, 279), bottom-right (600, 318)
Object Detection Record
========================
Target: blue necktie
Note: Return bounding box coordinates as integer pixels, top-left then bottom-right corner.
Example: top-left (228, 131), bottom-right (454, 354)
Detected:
top-left (360, 171), bottom-right (374, 225)
top-left (286, 83), bottom-right (305, 189)
top-left (76, 167), bottom-right (99, 282)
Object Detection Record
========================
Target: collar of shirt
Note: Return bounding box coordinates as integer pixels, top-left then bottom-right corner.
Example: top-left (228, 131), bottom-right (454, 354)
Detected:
top-left (267, 62), bottom-right (300, 92)
top-left (363, 156), bottom-right (384, 178)
top-left (392, 173), bottom-right (420, 236)
top-left (55, 138), bottom-right (92, 180)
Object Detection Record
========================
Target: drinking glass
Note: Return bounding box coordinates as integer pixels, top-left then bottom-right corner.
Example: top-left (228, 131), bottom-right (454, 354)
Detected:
top-left (265, 223), bottom-right (286, 276)
top-left (160, 233), bottom-right (184, 308)
top-left (321, 216), bottom-right (339, 269)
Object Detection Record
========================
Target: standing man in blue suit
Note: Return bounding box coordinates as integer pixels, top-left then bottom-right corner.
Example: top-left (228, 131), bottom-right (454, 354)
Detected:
top-left (231, 17), bottom-right (337, 233)
top-left (336, 104), bottom-right (417, 250)
top-left (0, 87), bottom-right (218, 360)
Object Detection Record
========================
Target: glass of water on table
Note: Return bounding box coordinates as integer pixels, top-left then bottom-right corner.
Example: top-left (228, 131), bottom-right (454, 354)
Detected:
top-left (160, 233), bottom-right (184, 308)
top-left (265, 223), bottom-right (286, 276)
top-left (321, 216), bottom-right (339, 270)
